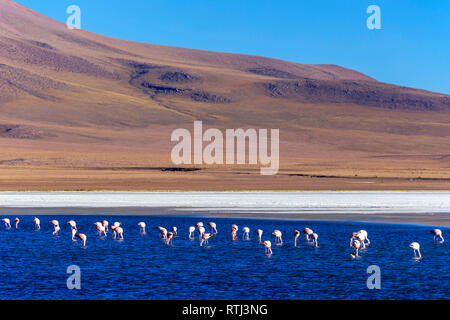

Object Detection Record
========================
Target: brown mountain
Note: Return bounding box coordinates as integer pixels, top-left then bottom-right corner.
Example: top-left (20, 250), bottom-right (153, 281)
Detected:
top-left (0, 0), bottom-right (449, 191)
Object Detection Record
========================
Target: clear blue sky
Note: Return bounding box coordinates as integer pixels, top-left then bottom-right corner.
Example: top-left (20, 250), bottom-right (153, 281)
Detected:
top-left (16, 0), bottom-right (450, 94)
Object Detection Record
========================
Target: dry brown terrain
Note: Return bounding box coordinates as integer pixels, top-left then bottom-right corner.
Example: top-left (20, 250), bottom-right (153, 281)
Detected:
top-left (0, 0), bottom-right (449, 191)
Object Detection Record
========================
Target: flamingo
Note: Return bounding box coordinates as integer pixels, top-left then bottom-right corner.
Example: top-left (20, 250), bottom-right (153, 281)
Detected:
top-left (263, 241), bottom-right (272, 255)
top-left (14, 218), bottom-right (20, 229)
top-left (166, 232), bottom-right (174, 245)
top-left (102, 220), bottom-right (109, 233)
top-left (138, 222), bottom-right (146, 234)
top-left (188, 226), bottom-right (195, 239)
top-left (410, 242), bottom-right (421, 259)
top-left (231, 225), bottom-right (238, 241)
top-left (242, 227), bottom-right (250, 240)
top-left (113, 222), bottom-right (121, 228)
top-left (198, 226), bottom-right (206, 240)
top-left (350, 238), bottom-right (361, 258)
top-left (94, 222), bottom-right (107, 236)
top-left (76, 233), bottom-right (87, 248)
top-left (172, 226), bottom-right (178, 236)
top-left (272, 230), bottom-right (283, 245)
top-left (294, 230), bottom-right (301, 247)
top-left (355, 230), bottom-right (370, 248)
top-left (110, 225), bottom-right (118, 239)
top-left (115, 226), bottom-right (124, 240)
top-left (350, 231), bottom-right (369, 249)
top-left (196, 222), bottom-right (204, 229)
top-left (67, 220), bottom-right (77, 231)
top-left (2, 218), bottom-right (11, 229)
top-left (33, 217), bottom-right (41, 230)
top-left (303, 228), bottom-right (314, 241)
top-left (430, 229), bottom-right (444, 242)
top-left (71, 228), bottom-right (77, 241)
top-left (208, 222), bottom-right (218, 234)
top-left (200, 233), bottom-right (213, 246)
top-left (157, 227), bottom-right (167, 240)
top-left (50, 220), bottom-right (60, 236)
top-left (311, 233), bottom-right (319, 248)
top-left (256, 229), bottom-right (263, 243)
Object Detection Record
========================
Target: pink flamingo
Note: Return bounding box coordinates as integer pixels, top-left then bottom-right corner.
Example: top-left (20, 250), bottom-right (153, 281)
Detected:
top-left (303, 228), bottom-right (314, 241)
top-left (208, 222), bottom-right (218, 234)
top-left (115, 226), bottom-right (124, 240)
top-left (110, 225), bottom-right (117, 238)
top-left (350, 238), bottom-right (361, 258)
top-left (76, 233), bottom-right (87, 248)
top-left (71, 228), bottom-right (77, 241)
top-left (157, 227), bottom-right (167, 240)
top-left (201, 233), bottom-right (213, 246)
top-left (50, 220), bottom-right (60, 236)
top-left (198, 226), bottom-right (206, 240)
top-left (272, 230), bottom-right (283, 245)
top-left (231, 225), bottom-right (238, 241)
top-left (311, 233), bottom-right (319, 248)
top-left (2, 218), bottom-right (11, 229)
top-left (430, 229), bottom-right (444, 242)
top-left (138, 222), bottom-right (146, 234)
top-left (166, 232), bottom-right (174, 245)
top-left (94, 222), bottom-right (107, 236)
top-left (33, 217), bottom-right (41, 230)
top-left (294, 230), bottom-right (301, 247)
top-left (14, 218), bottom-right (20, 229)
top-left (263, 241), bottom-right (272, 255)
top-left (67, 220), bottom-right (77, 231)
top-left (102, 220), bottom-right (109, 233)
top-left (242, 227), bottom-right (250, 240)
top-left (256, 229), bottom-right (263, 243)
top-left (410, 242), bottom-right (421, 259)
top-left (188, 226), bottom-right (195, 239)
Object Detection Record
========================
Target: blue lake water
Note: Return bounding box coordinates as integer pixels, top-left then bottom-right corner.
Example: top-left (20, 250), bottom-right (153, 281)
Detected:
top-left (0, 215), bottom-right (448, 300)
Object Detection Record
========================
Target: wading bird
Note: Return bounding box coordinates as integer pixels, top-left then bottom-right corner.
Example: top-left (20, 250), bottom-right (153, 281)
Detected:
top-left (430, 229), bottom-right (444, 243)
top-left (272, 230), bottom-right (283, 245)
top-left (303, 228), bottom-right (314, 241)
top-left (138, 222), bottom-right (146, 234)
top-left (350, 238), bottom-right (361, 258)
top-left (71, 228), bottom-right (77, 241)
top-left (166, 232), bottom-right (174, 245)
top-left (188, 226), bottom-right (195, 239)
top-left (50, 220), bottom-right (60, 236)
top-left (256, 229), bottom-right (263, 244)
top-left (14, 218), bottom-right (20, 229)
top-left (352, 230), bottom-right (370, 248)
top-left (172, 226), bottom-right (178, 236)
top-left (294, 230), bottom-right (301, 247)
top-left (231, 225), bottom-right (238, 241)
top-left (2, 218), bottom-right (11, 229)
top-left (198, 226), bottom-right (206, 240)
top-left (102, 220), bottom-right (109, 233)
top-left (67, 220), bottom-right (77, 231)
top-left (410, 242), bottom-right (421, 259)
top-left (208, 222), bottom-right (218, 234)
top-left (263, 241), bottom-right (272, 255)
top-left (33, 217), bottom-right (41, 230)
top-left (311, 233), bottom-right (319, 248)
top-left (201, 233), bottom-right (213, 247)
top-left (115, 226), bottom-right (124, 240)
top-left (94, 222), bottom-right (107, 236)
top-left (157, 227), bottom-right (168, 240)
top-left (76, 233), bottom-right (87, 248)
top-left (243, 227), bottom-right (250, 240)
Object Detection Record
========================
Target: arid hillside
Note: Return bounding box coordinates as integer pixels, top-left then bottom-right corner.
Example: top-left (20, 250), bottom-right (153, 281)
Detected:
top-left (0, 0), bottom-right (449, 191)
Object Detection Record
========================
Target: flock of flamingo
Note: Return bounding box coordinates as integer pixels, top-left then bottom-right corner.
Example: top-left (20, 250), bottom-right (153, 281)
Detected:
top-left (1, 217), bottom-right (445, 259)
